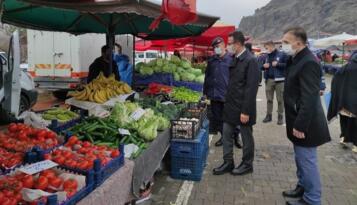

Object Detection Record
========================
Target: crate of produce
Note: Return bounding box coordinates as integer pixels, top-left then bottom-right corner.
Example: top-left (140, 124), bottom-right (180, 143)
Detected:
top-left (0, 147), bottom-right (39, 175)
top-left (173, 81), bottom-right (203, 92)
top-left (170, 129), bottom-right (208, 158)
top-left (43, 108), bottom-right (86, 133)
top-left (171, 143), bottom-right (208, 181)
top-left (0, 165), bottom-right (94, 205)
top-left (40, 136), bottom-right (125, 188)
top-left (170, 118), bottom-right (201, 140)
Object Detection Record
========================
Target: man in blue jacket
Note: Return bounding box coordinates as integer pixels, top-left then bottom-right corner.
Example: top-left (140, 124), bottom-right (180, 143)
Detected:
top-left (203, 37), bottom-right (232, 146)
top-left (262, 41), bottom-right (288, 125)
top-left (114, 43), bottom-right (133, 85)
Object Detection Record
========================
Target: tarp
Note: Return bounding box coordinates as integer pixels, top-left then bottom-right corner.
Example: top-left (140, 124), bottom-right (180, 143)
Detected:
top-left (135, 22), bottom-right (235, 51)
top-left (345, 38), bottom-right (357, 46)
top-left (314, 33), bottom-right (355, 49)
top-left (1, 0), bottom-right (219, 39)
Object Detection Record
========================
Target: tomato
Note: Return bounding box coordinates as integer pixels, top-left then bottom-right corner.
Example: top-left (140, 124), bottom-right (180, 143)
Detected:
top-left (78, 147), bottom-right (87, 154)
top-left (82, 141), bottom-right (91, 148)
top-left (43, 153), bottom-right (52, 160)
top-left (49, 177), bottom-right (63, 188)
top-left (63, 179), bottom-right (78, 190)
top-left (37, 130), bottom-right (47, 140)
top-left (17, 132), bottom-right (28, 141)
top-left (77, 161), bottom-right (89, 170)
top-left (67, 136), bottom-right (78, 145)
top-left (35, 176), bottom-right (49, 190)
top-left (111, 150), bottom-right (120, 158)
top-left (0, 192), bottom-right (5, 203)
top-left (22, 175), bottom-right (34, 189)
top-left (46, 131), bottom-right (57, 139)
top-left (53, 149), bottom-right (62, 156)
top-left (62, 151), bottom-right (73, 159)
top-left (14, 192), bottom-right (22, 202)
top-left (64, 189), bottom-right (77, 198)
top-left (53, 156), bottom-right (66, 165)
top-left (1, 198), bottom-right (11, 205)
top-left (8, 123), bottom-right (18, 133)
top-left (3, 190), bottom-right (14, 197)
top-left (40, 170), bottom-right (56, 179)
top-left (13, 181), bottom-right (23, 192)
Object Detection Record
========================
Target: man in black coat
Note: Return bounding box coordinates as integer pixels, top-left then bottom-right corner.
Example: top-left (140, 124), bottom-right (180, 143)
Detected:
top-left (87, 45), bottom-right (120, 83)
top-left (281, 27), bottom-right (331, 205)
top-left (213, 31), bottom-right (260, 176)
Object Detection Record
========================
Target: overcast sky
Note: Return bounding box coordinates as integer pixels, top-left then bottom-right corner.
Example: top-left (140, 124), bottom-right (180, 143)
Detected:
top-left (151, 0), bottom-right (271, 26)
top-left (197, 0), bottom-right (271, 26)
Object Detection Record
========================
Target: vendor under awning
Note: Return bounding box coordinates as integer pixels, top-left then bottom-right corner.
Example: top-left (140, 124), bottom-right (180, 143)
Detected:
top-left (87, 45), bottom-right (120, 83)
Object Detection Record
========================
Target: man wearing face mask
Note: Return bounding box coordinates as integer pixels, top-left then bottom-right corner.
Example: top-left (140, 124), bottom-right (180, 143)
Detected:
top-left (213, 31), bottom-right (260, 176)
top-left (281, 27), bottom-right (331, 205)
top-left (203, 37), bottom-right (232, 146)
top-left (262, 41), bottom-right (288, 125)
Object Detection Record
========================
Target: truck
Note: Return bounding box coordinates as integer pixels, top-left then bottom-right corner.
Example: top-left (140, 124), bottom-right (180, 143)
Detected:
top-left (27, 30), bottom-right (106, 91)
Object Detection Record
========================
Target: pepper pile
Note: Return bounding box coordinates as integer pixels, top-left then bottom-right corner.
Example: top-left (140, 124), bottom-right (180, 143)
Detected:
top-left (144, 83), bottom-right (172, 95)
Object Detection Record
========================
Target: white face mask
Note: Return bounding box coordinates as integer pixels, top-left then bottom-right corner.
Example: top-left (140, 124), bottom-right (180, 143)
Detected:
top-left (227, 45), bottom-right (235, 54)
top-left (214, 47), bottom-right (222, 55)
top-left (282, 43), bottom-right (296, 56)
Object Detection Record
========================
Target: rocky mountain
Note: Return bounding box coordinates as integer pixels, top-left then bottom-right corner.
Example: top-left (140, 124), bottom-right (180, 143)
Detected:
top-left (239, 0), bottom-right (357, 41)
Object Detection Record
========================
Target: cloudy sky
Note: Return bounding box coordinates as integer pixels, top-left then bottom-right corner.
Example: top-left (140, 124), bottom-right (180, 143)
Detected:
top-left (151, 0), bottom-right (271, 26)
top-left (197, 0), bottom-right (271, 26)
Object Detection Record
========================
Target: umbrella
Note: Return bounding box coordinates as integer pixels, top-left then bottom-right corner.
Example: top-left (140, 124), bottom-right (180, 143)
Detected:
top-left (314, 33), bottom-right (355, 48)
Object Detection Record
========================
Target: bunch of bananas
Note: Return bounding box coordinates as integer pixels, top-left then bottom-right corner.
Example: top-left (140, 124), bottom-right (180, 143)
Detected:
top-left (68, 72), bottom-right (132, 104)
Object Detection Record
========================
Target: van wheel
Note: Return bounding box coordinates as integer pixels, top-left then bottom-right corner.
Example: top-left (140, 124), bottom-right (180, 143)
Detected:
top-left (19, 94), bottom-right (30, 114)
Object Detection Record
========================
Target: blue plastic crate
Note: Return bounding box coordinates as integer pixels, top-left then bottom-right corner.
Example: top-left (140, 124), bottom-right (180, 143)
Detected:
top-left (173, 81), bottom-right (203, 92)
top-left (0, 150), bottom-right (43, 175)
top-left (202, 119), bottom-right (209, 130)
top-left (171, 145), bottom-right (208, 181)
top-left (170, 129), bottom-right (208, 159)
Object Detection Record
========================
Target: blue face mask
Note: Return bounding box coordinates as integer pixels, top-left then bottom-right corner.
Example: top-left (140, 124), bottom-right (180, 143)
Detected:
top-left (214, 47), bottom-right (222, 55)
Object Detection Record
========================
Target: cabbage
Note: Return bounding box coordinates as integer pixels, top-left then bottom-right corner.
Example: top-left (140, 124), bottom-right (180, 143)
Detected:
top-left (181, 73), bottom-right (196, 82)
top-left (162, 64), bottom-right (171, 73)
top-left (156, 115), bottom-right (170, 131)
top-left (181, 60), bottom-right (191, 69)
top-left (138, 117), bottom-right (159, 141)
top-left (156, 58), bottom-right (164, 67)
top-left (147, 59), bottom-right (157, 67)
top-left (191, 69), bottom-right (202, 76)
top-left (174, 73), bottom-right (180, 81)
top-left (194, 75), bottom-right (205, 84)
top-left (136, 62), bottom-right (145, 71)
top-left (153, 65), bottom-right (162, 73)
top-left (170, 55), bottom-right (181, 64)
top-left (139, 66), bottom-right (154, 75)
top-left (176, 67), bottom-right (185, 73)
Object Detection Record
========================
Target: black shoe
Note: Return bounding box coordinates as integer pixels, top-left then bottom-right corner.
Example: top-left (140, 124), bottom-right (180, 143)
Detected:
top-left (263, 114), bottom-right (272, 123)
top-left (286, 198), bottom-right (309, 205)
top-left (213, 161), bottom-right (234, 175)
top-left (234, 135), bottom-right (242, 149)
top-left (278, 115), bottom-right (284, 125)
top-left (231, 163), bottom-right (253, 176)
top-left (282, 185), bottom-right (305, 198)
top-left (215, 138), bottom-right (223, 147)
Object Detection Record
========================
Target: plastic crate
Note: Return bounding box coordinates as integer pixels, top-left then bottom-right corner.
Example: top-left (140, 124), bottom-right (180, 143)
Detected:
top-left (170, 129), bottom-right (208, 159)
top-left (173, 81), bottom-right (203, 92)
top-left (170, 118), bottom-right (200, 140)
top-left (0, 150), bottom-right (39, 175)
top-left (171, 144), bottom-right (208, 181)
top-left (202, 119), bottom-right (209, 130)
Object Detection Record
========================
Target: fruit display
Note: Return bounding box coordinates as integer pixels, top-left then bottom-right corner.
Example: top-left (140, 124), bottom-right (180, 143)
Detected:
top-left (0, 148), bottom-right (24, 170)
top-left (68, 72), bottom-right (132, 104)
top-left (42, 108), bottom-right (79, 123)
top-left (44, 136), bottom-right (121, 170)
top-left (0, 169), bottom-right (83, 205)
top-left (136, 56), bottom-right (205, 83)
top-left (0, 123), bottom-right (60, 153)
top-left (171, 87), bottom-right (201, 103)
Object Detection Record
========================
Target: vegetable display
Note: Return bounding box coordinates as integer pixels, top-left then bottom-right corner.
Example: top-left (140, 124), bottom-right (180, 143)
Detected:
top-left (138, 97), bottom-right (185, 120)
top-left (42, 108), bottom-right (79, 123)
top-left (68, 72), bottom-right (132, 104)
top-left (144, 83), bottom-right (172, 95)
top-left (171, 87), bottom-right (201, 103)
top-left (136, 56), bottom-right (205, 83)
top-left (0, 123), bottom-right (60, 153)
top-left (0, 148), bottom-right (24, 170)
top-left (44, 136), bottom-right (121, 170)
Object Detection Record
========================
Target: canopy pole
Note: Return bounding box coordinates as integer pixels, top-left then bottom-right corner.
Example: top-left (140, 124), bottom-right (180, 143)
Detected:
top-left (107, 15), bottom-right (115, 74)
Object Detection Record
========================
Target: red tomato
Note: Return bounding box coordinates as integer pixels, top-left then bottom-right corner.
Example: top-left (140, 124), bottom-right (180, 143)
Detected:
top-left (13, 181), bottom-right (23, 192)
top-left (35, 176), bottom-right (49, 190)
top-left (22, 175), bottom-right (34, 189)
top-left (1, 198), bottom-right (11, 205)
top-left (62, 151), bottom-right (73, 159)
top-left (40, 170), bottom-right (56, 179)
top-left (64, 189), bottom-right (77, 198)
top-left (78, 147), bottom-right (87, 154)
top-left (67, 136), bottom-right (78, 145)
top-left (8, 123), bottom-right (18, 133)
top-left (53, 156), bottom-right (66, 165)
top-left (0, 192), bottom-right (5, 203)
top-left (63, 179), bottom-right (78, 190)
top-left (82, 141), bottom-right (91, 148)
top-left (14, 192), bottom-right (22, 202)
top-left (37, 130), bottom-right (47, 140)
top-left (3, 190), bottom-right (14, 197)
top-left (46, 131), bottom-right (57, 139)
top-left (43, 153), bottom-right (52, 160)
top-left (53, 149), bottom-right (62, 156)
top-left (111, 150), bottom-right (120, 158)
top-left (77, 161), bottom-right (89, 170)
top-left (49, 177), bottom-right (63, 188)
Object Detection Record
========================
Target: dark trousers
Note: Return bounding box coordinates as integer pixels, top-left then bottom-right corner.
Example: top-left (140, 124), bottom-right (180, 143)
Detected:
top-left (223, 122), bottom-right (254, 166)
top-left (340, 114), bottom-right (357, 146)
top-left (209, 100), bottom-right (224, 134)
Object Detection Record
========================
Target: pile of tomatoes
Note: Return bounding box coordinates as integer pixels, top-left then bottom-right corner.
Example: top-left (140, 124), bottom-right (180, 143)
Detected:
top-left (0, 169), bottom-right (80, 205)
top-left (0, 123), bottom-right (59, 153)
top-left (44, 136), bottom-right (121, 171)
top-left (0, 148), bottom-right (24, 170)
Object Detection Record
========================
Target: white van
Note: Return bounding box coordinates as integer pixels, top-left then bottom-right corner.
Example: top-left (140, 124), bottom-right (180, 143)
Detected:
top-left (135, 50), bottom-right (159, 64)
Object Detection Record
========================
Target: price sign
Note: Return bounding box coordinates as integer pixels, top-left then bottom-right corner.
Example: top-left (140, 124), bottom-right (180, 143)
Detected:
top-left (130, 108), bottom-right (146, 121)
top-left (119, 128), bottom-right (131, 135)
top-left (19, 160), bottom-right (58, 175)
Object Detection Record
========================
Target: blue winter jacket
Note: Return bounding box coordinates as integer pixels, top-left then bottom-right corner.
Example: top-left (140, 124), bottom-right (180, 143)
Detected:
top-left (203, 53), bottom-right (232, 102)
top-left (262, 49), bottom-right (288, 81)
top-left (114, 54), bottom-right (133, 85)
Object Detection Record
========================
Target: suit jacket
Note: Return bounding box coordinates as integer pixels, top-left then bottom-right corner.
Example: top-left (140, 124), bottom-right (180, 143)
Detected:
top-left (284, 47), bottom-right (331, 147)
top-left (222, 50), bottom-right (260, 126)
top-left (87, 57), bottom-right (120, 83)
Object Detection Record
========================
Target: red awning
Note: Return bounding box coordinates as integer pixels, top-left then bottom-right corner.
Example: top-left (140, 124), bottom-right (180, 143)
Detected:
top-left (345, 39), bottom-right (357, 46)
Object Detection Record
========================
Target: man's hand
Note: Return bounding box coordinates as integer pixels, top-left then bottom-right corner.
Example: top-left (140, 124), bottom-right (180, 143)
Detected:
top-left (240, 114), bottom-right (250, 124)
top-left (272, 61), bottom-right (278, 67)
top-left (319, 90), bottom-right (324, 96)
top-left (263, 63), bottom-right (270, 69)
top-left (293, 128), bottom-right (305, 139)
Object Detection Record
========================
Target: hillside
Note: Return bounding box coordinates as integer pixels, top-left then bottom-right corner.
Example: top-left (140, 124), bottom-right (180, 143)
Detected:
top-left (239, 0), bottom-right (357, 41)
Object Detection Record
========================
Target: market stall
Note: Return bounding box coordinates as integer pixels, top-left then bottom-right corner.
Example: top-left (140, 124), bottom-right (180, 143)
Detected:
top-left (0, 0), bottom-right (216, 204)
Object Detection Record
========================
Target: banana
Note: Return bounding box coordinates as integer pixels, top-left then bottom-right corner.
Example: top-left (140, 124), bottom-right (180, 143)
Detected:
top-left (94, 91), bottom-right (106, 104)
top-left (88, 92), bottom-right (95, 102)
top-left (122, 84), bottom-right (132, 94)
top-left (75, 89), bottom-right (88, 101)
top-left (97, 89), bottom-right (107, 102)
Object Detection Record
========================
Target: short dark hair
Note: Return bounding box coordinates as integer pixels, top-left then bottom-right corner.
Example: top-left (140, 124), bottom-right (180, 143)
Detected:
top-left (245, 43), bottom-right (252, 52)
top-left (263, 41), bottom-right (275, 46)
top-left (284, 27), bottom-right (307, 44)
top-left (228, 31), bottom-right (245, 45)
top-left (101, 45), bottom-right (110, 53)
top-left (115, 43), bottom-right (122, 49)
